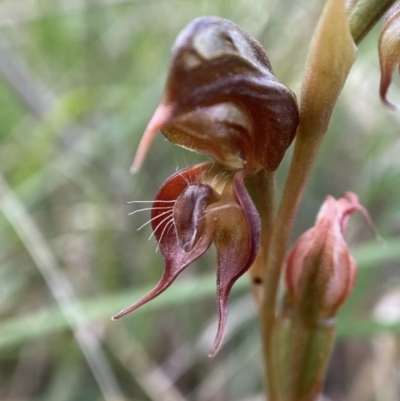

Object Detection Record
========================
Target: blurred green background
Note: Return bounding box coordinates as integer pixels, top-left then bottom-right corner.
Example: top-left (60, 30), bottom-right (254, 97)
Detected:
top-left (1, 0), bottom-right (400, 400)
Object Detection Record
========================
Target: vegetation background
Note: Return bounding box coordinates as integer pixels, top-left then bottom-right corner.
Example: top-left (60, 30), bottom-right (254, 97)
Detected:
top-left (1, 0), bottom-right (400, 400)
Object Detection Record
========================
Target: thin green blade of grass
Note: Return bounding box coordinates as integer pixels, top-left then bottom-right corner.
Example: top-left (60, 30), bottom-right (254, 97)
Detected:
top-left (0, 274), bottom-right (248, 351)
top-left (0, 237), bottom-right (399, 351)
top-left (337, 318), bottom-right (400, 338)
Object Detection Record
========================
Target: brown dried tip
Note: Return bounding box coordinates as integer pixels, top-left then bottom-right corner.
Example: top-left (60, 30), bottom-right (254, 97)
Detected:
top-left (132, 16), bottom-right (299, 173)
top-left (379, 4), bottom-right (400, 110)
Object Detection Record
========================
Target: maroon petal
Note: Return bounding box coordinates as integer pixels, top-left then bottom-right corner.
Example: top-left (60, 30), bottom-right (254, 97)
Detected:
top-left (209, 171), bottom-right (261, 356)
top-left (162, 17), bottom-right (299, 172)
top-left (132, 16), bottom-right (299, 173)
top-left (113, 163), bottom-right (214, 320)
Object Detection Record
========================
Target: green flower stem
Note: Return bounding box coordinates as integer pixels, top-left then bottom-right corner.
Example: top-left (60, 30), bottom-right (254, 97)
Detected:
top-left (246, 171), bottom-right (276, 307)
top-left (348, 0), bottom-right (396, 44)
top-left (261, 0), bottom-right (393, 399)
top-left (262, 134), bottom-right (320, 401)
top-left (246, 171), bottom-right (277, 398)
top-left (272, 301), bottom-right (336, 401)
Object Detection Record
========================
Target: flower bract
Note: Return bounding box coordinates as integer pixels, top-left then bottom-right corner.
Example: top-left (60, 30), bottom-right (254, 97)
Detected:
top-left (285, 192), bottom-right (371, 319)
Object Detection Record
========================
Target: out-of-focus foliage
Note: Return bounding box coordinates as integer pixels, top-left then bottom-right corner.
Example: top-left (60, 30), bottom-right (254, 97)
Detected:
top-left (0, 1), bottom-right (400, 400)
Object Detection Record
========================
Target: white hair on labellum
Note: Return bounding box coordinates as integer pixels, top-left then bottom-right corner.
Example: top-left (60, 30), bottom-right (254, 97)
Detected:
top-left (148, 212), bottom-right (174, 240)
top-left (128, 206), bottom-right (173, 216)
top-left (136, 209), bottom-right (175, 231)
top-left (155, 219), bottom-right (175, 253)
top-left (127, 200), bottom-right (175, 204)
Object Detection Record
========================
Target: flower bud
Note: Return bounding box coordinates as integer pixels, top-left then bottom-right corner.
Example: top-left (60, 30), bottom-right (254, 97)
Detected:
top-left (132, 16), bottom-right (299, 173)
top-left (285, 193), bottom-right (370, 319)
top-left (379, 4), bottom-right (400, 110)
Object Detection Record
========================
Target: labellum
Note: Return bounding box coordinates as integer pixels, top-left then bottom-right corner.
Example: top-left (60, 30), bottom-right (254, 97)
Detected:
top-left (113, 162), bottom-right (261, 356)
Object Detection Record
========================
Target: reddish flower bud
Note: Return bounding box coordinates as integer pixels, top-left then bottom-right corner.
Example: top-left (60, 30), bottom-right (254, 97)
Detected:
top-left (379, 4), bottom-right (400, 110)
top-left (113, 162), bottom-right (261, 356)
top-left (132, 16), bottom-right (299, 173)
top-left (285, 193), bottom-right (371, 319)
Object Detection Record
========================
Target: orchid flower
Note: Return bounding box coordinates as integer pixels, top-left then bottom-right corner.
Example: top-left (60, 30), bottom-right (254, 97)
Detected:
top-left (107, 1), bottom-right (396, 397)
top-left (113, 162), bottom-right (260, 356)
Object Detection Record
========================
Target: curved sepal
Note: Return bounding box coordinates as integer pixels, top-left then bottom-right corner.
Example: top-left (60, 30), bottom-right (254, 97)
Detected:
top-left (209, 171), bottom-right (261, 356)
